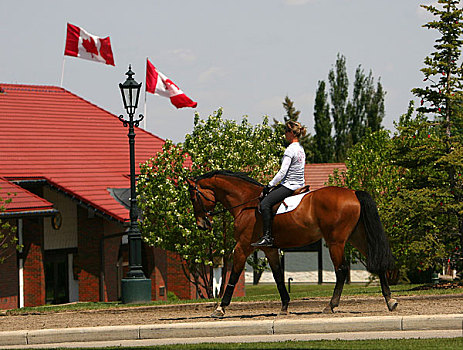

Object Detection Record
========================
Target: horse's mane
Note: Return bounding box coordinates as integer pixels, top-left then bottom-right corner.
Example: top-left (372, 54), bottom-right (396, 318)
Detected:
top-left (195, 170), bottom-right (263, 187)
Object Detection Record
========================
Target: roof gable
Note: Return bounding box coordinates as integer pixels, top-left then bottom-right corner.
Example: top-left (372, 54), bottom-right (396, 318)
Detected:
top-left (0, 84), bottom-right (165, 222)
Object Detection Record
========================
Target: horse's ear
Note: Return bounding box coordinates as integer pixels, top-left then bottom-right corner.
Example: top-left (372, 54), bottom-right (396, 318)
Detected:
top-left (186, 178), bottom-right (195, 188)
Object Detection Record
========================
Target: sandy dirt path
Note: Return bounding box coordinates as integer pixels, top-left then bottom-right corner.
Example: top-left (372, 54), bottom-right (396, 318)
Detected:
top-left (1, 294), bottom-right (462, 332)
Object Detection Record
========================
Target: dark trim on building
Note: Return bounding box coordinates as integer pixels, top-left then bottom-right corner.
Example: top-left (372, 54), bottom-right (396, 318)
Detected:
top-left (0, 209), bottom-right (58, 218)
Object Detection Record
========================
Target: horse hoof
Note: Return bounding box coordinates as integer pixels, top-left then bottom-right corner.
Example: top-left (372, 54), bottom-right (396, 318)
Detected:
top-left (322, 305), bottom-right (334, 314)
top-left (279, 310), bottom-right (288, 315)
top-left (387, 299), bottom-right (398, 312)
top-left (211, 309), bottom-right (225, 318)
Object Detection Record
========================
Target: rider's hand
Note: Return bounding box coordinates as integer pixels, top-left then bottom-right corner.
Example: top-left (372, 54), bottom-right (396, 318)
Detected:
top-left (260, 185), bottom-right (271, 198)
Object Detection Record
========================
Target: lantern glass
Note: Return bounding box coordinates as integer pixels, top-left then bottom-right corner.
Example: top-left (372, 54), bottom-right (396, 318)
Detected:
top-left (119, 66), bottom-right (142, 115)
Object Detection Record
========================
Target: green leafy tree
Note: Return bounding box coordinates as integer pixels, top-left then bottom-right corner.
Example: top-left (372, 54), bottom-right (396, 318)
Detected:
top-left (318, 55), bottom-right (385, 162)
top-left (0, 191), bottom-right (18, 264)
top-left (328, 130), bottom-right (400, 200)
top-left (328, 54), bottom-right (349, 162)
top-left (347, 67), bottom-right (385, 146)
top-left (312, 80), bottom-right (334, 163)
top-left (138, 109), bottom-right (283, 298)
top-left (369, 80), bottom-right (385, 132)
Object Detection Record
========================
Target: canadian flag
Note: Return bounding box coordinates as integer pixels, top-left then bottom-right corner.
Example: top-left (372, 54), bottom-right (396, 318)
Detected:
top-left (146, 59), bottom-right (197, 109)
top-left (64, 23), bottom-right (115, 66)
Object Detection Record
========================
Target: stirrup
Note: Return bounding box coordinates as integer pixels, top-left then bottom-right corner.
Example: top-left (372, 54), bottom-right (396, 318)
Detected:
top-left (251, 236), bottom-right (274, 247)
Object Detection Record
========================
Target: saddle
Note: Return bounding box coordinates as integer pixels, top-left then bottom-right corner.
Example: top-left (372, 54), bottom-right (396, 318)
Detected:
top-left (258, 185), bottom-right (311, 215)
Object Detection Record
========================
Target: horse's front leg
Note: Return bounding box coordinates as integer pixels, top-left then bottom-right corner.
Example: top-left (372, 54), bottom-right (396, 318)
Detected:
top-left (211, 243), bottom-right (250, 318)
top-left (264, 247), bottom-right (290, 315)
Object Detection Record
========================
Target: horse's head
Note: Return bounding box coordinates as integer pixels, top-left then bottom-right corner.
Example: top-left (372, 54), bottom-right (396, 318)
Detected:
top-left (186, 178), bottom-right (217, 230)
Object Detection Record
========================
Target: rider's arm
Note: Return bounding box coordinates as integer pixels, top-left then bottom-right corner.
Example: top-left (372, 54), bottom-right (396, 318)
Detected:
top-left (269, 155), bottom-right (291, 187)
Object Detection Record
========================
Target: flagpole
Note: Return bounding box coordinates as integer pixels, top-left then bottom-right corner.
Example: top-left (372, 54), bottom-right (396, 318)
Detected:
top-left (60, 57), bottom-right (66, 87)
top-left (143, 90), bottom-right (147, 130)
top-left (142, 57), bottom-right (148, 130)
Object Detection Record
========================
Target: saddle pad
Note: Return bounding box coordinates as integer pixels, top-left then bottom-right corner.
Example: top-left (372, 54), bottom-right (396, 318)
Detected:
top-left (276, 192), bottom-right (310, 215)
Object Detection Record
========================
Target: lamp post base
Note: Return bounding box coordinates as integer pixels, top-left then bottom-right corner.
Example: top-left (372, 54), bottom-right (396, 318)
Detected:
top-left (121, 278), bottom-right (152, 304)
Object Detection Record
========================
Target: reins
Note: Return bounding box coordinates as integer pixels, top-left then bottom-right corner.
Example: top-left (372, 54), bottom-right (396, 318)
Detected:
top-left (193, 184), bottom-right (260, 217)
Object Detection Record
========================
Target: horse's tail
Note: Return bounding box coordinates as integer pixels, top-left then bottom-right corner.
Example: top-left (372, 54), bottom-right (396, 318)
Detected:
top-left (355, 190), bottom-right (395, 274)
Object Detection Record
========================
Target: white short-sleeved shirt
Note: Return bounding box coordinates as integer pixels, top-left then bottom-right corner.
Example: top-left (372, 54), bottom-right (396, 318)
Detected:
top-left (269, 142), bottom-right (306, 191)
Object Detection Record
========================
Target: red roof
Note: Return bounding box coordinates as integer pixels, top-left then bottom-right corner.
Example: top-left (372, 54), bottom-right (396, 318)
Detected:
top-left (305, 163), bottom-right (346, 190)
top-left (0, 84), bottom-right (165, 222)
top-left (0, 177), bottom-right (56, 216)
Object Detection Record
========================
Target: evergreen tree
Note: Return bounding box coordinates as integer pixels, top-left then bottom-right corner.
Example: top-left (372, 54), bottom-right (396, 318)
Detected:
top-left (412, 0), bottom-right (463, 137)
top-left (282, 95), bottom-right (301, 121)
top-left (398, 0), bottom-right (463, 278)
top-left (312, 80), bottom-right (334, 163)
top-left (328, 54), bottom-right (349, 162)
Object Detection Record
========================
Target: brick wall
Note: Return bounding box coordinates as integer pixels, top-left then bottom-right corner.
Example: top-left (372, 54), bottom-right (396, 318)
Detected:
top-left (166, 251), bottom-right (194, 299)
top-left (0, 219), bottom-right (19, 309)
top-left (23, 217), bottom-right (45, 307)
top-left (165, 251), bottom-right (245, 300)
top-left (147, 247), bottom-right (167, 301)
top-left (102, 220), bottom-right (124, 302)
top-left (77, 206), bottom-right (104, 302)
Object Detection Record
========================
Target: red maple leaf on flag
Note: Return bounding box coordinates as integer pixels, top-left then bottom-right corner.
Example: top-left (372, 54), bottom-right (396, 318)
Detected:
top-left (164, 79), bottom-right (180, 91)
top-left (82, 37), bottom-right (99, 56)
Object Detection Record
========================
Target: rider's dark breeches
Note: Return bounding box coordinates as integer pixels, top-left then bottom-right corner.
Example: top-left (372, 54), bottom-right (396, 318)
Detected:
top-left (260, 185), bottom-right (294, 232)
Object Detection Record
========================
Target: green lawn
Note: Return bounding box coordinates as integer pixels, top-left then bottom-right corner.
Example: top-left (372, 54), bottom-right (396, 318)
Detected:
top-left (42, 337), bottom-right (463, 350)
top-left (239, 282), bottom-right (462, 301)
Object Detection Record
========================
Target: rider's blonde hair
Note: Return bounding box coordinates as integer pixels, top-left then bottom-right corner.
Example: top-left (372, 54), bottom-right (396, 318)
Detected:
top-left (285, 120), bottom-right (306, 138)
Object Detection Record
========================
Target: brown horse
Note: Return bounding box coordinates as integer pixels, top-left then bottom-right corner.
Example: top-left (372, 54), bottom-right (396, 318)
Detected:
top-left (187, 170), bottom-right (397, 317)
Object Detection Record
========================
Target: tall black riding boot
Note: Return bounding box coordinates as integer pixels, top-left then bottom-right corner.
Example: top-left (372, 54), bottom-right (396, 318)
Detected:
top-left (251, 210), bottom-right (274, 247)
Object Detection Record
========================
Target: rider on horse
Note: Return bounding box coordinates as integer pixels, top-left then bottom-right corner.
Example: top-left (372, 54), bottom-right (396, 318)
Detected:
top-left (251, 120), bottom-right (306, 248)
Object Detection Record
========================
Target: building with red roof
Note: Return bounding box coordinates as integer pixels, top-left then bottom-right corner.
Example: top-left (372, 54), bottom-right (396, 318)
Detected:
top-left (0, 83), bottom-right (225, 309)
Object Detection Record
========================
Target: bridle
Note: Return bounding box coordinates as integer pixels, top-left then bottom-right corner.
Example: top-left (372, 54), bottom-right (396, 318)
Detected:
top-left (190, 182), bottom-right (260, 221)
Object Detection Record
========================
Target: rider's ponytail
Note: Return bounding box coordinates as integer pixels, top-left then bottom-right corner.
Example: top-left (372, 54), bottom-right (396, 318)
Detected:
top-left (285, 121), bottom-right (306, 138)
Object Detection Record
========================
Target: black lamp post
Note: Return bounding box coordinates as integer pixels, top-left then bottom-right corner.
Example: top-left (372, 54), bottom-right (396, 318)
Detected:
top-left (118, 65), bottom-right (151, 303)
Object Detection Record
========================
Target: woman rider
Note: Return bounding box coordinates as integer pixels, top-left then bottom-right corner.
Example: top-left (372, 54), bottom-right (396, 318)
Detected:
top-left (251, 120), bottom-right (306, 247)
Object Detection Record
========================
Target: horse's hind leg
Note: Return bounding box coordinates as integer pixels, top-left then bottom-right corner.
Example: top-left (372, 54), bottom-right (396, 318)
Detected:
top-left (379, 272), bottom-right (398, 311)
top-left (324, 243), bottom-right (349, 314)
top-left (349, 224), bottom-right (398, 312)
top-left (264, 248), bottom-right (290, 314)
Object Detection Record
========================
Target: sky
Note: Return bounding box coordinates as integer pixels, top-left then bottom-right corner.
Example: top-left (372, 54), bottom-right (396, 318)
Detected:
top-left (0, 0), bottom-right (449, 143)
